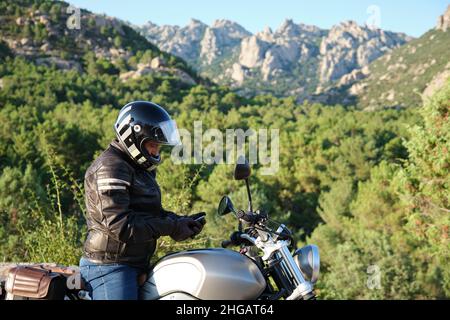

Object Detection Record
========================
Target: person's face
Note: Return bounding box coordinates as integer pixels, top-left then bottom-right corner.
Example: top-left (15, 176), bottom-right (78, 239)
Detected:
top-left (144, 140), bottom-right (162, 157)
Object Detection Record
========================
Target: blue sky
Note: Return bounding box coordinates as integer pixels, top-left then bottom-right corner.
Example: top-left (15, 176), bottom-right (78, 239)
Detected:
top-left (68, 0), bottom-right (449, 37)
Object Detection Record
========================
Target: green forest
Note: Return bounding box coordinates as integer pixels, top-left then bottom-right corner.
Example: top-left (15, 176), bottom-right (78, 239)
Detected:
top-left (0, 0), bottom-right (449, 300)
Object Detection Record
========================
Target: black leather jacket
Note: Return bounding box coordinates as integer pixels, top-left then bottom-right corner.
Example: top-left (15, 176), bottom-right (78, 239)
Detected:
top-left (82, 139), bottom-right (180, 270)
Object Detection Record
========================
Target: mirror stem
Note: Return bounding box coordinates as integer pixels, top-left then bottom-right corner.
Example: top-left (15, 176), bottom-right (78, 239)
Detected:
top-left (245, 179), bottom-right (253, 213)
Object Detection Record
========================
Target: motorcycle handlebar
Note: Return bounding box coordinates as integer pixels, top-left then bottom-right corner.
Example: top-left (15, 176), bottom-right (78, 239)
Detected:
top-left (236, 210), bottom-right (258, 223)
top-left (221, 232), bottom-right (256, 248)
top-left (221, 240), bottom-right (232, 248)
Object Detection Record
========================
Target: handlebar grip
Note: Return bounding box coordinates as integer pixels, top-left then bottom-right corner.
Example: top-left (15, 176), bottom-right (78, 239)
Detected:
top-left (221, 240), bottom-right (232, 248)
top-left (237, 210), bottom-right (256, 223)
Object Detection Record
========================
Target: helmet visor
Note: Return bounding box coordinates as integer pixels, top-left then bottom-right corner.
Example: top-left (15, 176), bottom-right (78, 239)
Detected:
top-left (159, 119), bottom-right (182, 146)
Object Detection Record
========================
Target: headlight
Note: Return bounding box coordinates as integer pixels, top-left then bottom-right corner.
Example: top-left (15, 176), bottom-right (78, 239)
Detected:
top-left (293, 244), bottom-right (320, 284)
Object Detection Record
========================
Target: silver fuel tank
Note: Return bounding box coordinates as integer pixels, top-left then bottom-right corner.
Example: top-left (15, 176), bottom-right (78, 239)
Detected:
top-left (143, 248), bottom-right (266, 300)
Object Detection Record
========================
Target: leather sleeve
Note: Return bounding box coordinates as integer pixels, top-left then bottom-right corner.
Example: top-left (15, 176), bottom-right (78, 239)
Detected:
top-left (94, 162), bottom-right (177, 244)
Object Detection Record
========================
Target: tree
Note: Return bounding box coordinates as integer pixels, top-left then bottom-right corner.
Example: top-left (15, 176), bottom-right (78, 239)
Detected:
top-left (310, 81), bottom-right (450, 299)
top-left (397, 80), bottom-right (450, 297)
top-left (113, 35), bottom-right (122, 48)
top-left (49, 3), bottom-right (61, 21)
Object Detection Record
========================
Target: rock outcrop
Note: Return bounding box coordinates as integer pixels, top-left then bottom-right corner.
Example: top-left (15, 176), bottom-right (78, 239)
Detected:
top-left (119, 57), bottom-right (196, 85)
top-left (200, 19), bottom-right (251, 64)
top-left (436, 5), bottom-right (450, 31)
top-left (318, 21), bottom-right (411, 84)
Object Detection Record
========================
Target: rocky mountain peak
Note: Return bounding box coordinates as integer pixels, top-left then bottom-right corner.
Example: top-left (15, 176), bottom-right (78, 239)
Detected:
top-left (210, 19), bottom-right (251, 38)
top-left (141, 21), bottom-right (159, 29)
top-left (138, 18), bottom-right (412, 98)
top-left (275, 19), bottom-right (325, 39)
top-left (436, 5), bottom-right (450, 31)
top-left (340, 20), bottom-right (360, 28)
top-left (212, 19), bottom-right (237, 28)
top-left (255, 26), bottom-right (275, 42)
top-left (263, 26), bottom-right (273, 34)
top-left (328, 20), bottom-right (370, 41)
top-left (198, 20), bottom-right (251, 64)
top-left (276, 19), bottom-right (300, 36)
top-left (188, 18), bottom-right (206, 27)
top-left (185, 19), bottom-right (207, 34)
top-left (278, 19), bottom-right (296, 29)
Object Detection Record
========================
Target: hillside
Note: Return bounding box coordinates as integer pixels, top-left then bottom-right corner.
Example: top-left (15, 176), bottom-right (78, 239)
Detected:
top-left (0, 0), bottom-right (202, 86)
top-left (318, 5), bottom-right (450, 110)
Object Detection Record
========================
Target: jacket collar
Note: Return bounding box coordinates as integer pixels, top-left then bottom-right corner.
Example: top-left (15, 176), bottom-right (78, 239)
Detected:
top-left (110, 139), bottom-right (139, 169)
top-left (110, 138), bottom-right (127, 154)
top-left (110, 139), bottom-right (157, 177)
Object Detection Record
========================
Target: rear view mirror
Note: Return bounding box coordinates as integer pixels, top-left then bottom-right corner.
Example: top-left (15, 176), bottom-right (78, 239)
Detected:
top-left (234, 157), bottom-right (251, 180)
top-left (218, 196), bottom-right (236, 216)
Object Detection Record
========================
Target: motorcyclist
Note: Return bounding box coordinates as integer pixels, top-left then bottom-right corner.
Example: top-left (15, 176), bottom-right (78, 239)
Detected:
top-left (79, 101), bottom-right (206, 300)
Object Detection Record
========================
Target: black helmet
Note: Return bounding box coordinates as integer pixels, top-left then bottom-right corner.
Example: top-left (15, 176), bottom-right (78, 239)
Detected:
top-left (114, 101), bottom-right (181, 171)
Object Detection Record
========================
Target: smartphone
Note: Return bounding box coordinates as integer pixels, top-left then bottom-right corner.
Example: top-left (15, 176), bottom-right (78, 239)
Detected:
top-left (194, 214), bottom-right (206, 223)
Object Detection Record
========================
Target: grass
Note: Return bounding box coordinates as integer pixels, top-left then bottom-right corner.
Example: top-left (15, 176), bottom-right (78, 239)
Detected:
top-left (17, 132), bottom-right (86, 266)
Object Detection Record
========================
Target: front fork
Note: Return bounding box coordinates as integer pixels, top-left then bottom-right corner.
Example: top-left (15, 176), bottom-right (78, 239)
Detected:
top-left (268, 246), bottom-right (315, 300)
top-left (241, 234), bottom-right (315, 300)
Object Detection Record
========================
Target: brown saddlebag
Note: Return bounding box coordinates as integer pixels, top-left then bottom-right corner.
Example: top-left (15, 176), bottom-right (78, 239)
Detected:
top-left (5, 265), bottom-right (66, 299)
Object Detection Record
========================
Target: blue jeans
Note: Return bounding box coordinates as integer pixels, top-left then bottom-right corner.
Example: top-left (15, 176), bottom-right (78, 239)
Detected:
top-left (79, 257), bottom-right (141, 300)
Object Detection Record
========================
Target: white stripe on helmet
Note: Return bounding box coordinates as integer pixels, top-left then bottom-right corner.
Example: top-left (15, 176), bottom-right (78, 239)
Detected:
top-left (117, 105), bottom-right (132, 123)
top-left (117, 114), bottom-right (131, 133)
top-left (128, 144), bottom-right (141, 158)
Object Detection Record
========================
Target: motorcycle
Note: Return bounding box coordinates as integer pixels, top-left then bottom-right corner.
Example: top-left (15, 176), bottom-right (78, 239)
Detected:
top-left (1, 159), bottom-right (320, 300)
top-left (143, 159), bottom-right (320, 300)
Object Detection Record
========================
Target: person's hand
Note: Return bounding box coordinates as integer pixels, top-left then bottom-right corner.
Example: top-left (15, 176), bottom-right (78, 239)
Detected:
top-left (170, 217), bottom-right (203, 242)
